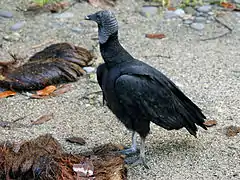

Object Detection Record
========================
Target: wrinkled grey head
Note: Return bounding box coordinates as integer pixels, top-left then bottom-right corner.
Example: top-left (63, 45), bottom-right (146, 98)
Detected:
top-left (85, 10), bottom-right (118, 44)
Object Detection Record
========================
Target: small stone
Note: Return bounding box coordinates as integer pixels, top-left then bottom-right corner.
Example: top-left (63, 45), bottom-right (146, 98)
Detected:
top-left (208, 16), bottom-right (215, 21)
top-left (194, 16), bottom-right (206, 23)
top-left (71, 27), bottom-right (82, 33)
top-left (183, 19), bottom-right (193, 25)
top-left (233, 0), bottom-right (240, 4)
top-left (184, 6), bottom-right (196, 15)
top-left (10, 21), bottom-right (25, 31)
top-left (0, 10), bottom-right (13, 18)
top-left (140, 6), bottom-right (158, 17)
top-left (174, 9), bottom-right (185, 17)
top-left (182, 14), bottom-right (194, 20)
top-left (190, 23), bottom-right (205, 30)
top-left (208, 12), bottom-right (214, 16)
top-left (83, 67), bottom-right (95, 73)
top-left (195, 12), bottom-right (203, 17)
top-left (197, 5), bottom-right (212, 13)
top-left (206, 20), bottom-right (211, 24)
top-left (201, 13), bottom-right (209, 17)
top-left (53, 12), bottom-right (74, 19)
top-left (3, 32), bottom-right (21, 41)
top-left (164, 11), bottom-right (178, 19)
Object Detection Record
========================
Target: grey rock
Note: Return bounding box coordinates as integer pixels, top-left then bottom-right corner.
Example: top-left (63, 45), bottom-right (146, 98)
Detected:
top-left (53, 12), bottom-right (74, 19)
top-left (3, 32), bottom-right (21, 41)
top-left (190, 23), bottom-right (205, 30)
top-left (201, 13), bottom-right (209, 17)
top-left (140, 6), bottom-right (158, 17)
top-left (71, 27), bottom-right (82, 33)
top-left (183, 19), bottom-right (193, 25)
top-left (174, 9), bottom-right (185, 17)
top-left (0, 10), bottom-right (13, 18)
top-left (164, 9), bottom-right (185, 19)
top-left (194, 16), bottom-right (206, 23)
top-left (10, 21), bottom-right (25, 31)
top-left (233, 0), bottom-right (240, 4)
top-left (197, 5), bottom-right (212, 13)
top-left (208, 16), bottom-right (215, 21)
top-left (164, 11), bottom-right (178, 19)
top-left (195, 12), bottom-right (204, 17)
top-left (208, 12), bottom-right (214, 16)
top-left (184, 6), bottom-right (196, 15)
top-left (206, 20), bottom-right (211, 24)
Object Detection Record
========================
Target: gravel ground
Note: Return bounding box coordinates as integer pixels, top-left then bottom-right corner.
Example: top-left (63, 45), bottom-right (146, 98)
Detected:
top-left (0, 0), bottom-right (240, 179)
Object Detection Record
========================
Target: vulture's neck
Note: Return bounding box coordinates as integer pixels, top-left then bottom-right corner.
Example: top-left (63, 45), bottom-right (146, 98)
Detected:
top-left (100, 32), bottom-right (133, 67)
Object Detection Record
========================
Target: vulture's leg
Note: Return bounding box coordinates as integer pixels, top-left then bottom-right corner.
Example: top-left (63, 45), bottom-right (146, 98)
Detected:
top-left (124, 136), bottom-right (149, 169)
top-left (119, 131), bottom-right (137, 155)
top-left (139, 136), bottom-right (149, 169)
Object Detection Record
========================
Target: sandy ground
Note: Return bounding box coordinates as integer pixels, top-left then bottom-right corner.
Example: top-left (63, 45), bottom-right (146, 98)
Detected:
top-left (0, 0), bottom-right (240, 179)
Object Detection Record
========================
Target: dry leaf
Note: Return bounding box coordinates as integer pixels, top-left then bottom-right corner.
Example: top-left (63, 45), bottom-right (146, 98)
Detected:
top-left (203, 120), bottom-right (217, 127)
top-left (225, 126), bottom-right (240, 137)
top-left (167, 7), bottom-right (176, 11)
top-left (51, 84), bottom-right (72, 96)
top-left (36, 85), bottom-right (57, 96)
top-left (220, 2), bottom-right (236, 9)
top-left (145, 33), bottom-right (166, 39)
top-left (31, 113), bottom-right (53, 125)
top-left (0, 90), bottom-right (16, 98)
top-left (66, 137), bottom-right (86, 145)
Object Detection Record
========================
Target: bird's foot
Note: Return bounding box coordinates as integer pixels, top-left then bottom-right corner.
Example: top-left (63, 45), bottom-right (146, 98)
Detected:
top-left (125, 156), bottom-right (149, 169)
top-left (117, 147), bottom-right (139, 156)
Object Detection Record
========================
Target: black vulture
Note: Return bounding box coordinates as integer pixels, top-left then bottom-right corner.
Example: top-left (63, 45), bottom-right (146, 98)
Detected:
top-left (85, 10), bottom-right (207, 168)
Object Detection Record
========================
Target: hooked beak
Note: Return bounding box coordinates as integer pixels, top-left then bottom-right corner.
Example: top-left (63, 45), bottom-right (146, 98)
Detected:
top-left (84, 13), bottom-right (96, 21)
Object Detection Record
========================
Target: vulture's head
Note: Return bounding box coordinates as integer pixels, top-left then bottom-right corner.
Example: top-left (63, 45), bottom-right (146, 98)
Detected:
top-left (85, 10), bottom-right (118, 44)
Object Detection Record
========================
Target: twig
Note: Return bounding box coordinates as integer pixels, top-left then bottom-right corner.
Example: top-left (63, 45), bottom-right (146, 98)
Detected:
top-left (12, 115), bottom-right (28, 123)
top-left (32, 39), bottom-right (55, 49)
top-left (81, 91), bottom-right (102, 99)
top-left (142, 54), bottom-right (171, 59)
top-left (200, 17), bottom-right (233, 41)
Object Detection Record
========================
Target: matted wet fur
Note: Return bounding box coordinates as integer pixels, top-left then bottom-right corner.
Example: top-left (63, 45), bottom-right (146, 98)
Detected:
top-left (0, 43), bottom-right (94, 91)
top-left (0, 134), bottom-right (127, 180)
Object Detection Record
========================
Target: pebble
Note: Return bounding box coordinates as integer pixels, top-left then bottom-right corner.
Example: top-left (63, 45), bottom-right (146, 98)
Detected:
top-left (10, 21), bottom-right (25, 31)
top-left (140, 6), bottom-right (158, 17)
top-left (0, 10), bottom-right (13, 18)
top-left (164, 9), bottom-right (185, 19)
top-left (233, 0), bottom-right (240, 4)
top-left (197, 5), bottom-right (212, 13)
top-left (190, 23), bottom-right (205, 30)
top-left (83, 67), bottom-right (96, 73)
top-left (195, 12), bottom-right (204, 17)
top-left (71, 27), bottom-right (82, 33)
top-left (184, 6), bottom-right (196, 15)
top-left (164, 11), bottom-right (178, 19)
top-left (3, 32), bottom-right (21, 41)
top-left (208, 12), bottom-right (214, 16)
top-left (194, 16), bottom-right (206, 23)
top-left (183, 19), bottom-right (193, 25)
top-left (208, 16), bottom-right (215, 21)
top-left (174, 9), bottom-right (185, 17)
top-left (53, 12), bottom-right (74, 19)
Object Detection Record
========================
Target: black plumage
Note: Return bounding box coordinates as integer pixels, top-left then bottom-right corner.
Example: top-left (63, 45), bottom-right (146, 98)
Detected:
top-left (85, 10), bottom-right (207, 167)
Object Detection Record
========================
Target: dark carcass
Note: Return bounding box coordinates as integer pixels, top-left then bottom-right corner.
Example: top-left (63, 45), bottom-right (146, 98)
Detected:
top-left (0, 43), bottom-right (94, 91)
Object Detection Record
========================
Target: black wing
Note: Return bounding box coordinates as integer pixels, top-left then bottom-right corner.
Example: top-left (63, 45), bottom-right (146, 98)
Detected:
top-left (96, 63), bottom-right (108, 105)
top-left (115, 73), bottom-right (206, 137)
